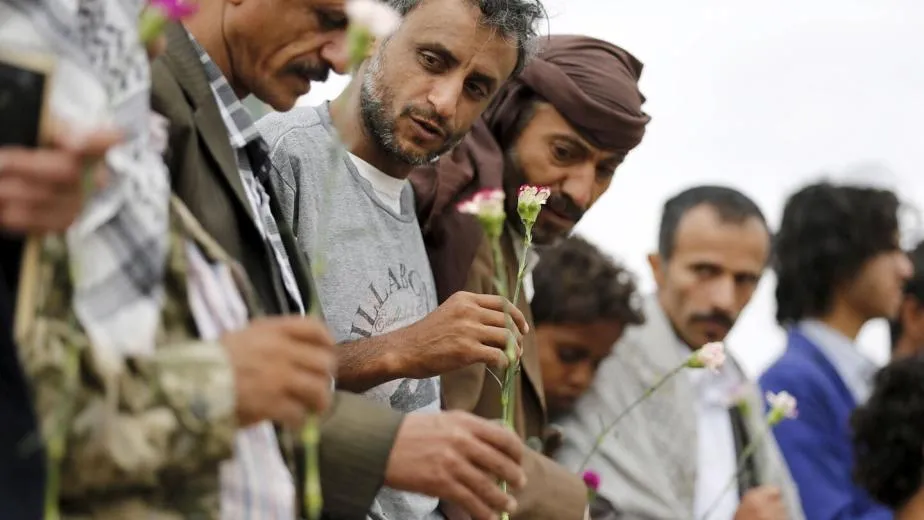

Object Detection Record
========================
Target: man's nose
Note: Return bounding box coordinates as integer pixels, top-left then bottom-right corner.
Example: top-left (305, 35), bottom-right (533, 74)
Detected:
top-left (321, 33), bottom-right (350, 75)
top-left (708, 276), bottom-right (736, 313)
top-left (561, 164), bottom-right (596, 210)
top-left (426, 78), bottom-right (463, 121)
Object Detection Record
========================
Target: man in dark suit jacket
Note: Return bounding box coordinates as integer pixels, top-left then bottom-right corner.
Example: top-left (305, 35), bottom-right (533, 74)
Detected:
top-left (151, 1), bottom-right (526, 517)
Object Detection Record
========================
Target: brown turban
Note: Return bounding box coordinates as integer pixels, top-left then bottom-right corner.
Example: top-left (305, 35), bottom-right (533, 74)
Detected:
top-left (411, 34), bottom-right (650, 303)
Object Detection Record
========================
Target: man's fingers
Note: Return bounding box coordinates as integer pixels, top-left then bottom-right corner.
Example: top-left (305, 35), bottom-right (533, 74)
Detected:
top-left (461, 435), bottom-right (526, 490)
top-left (287, 345), bottom-right (337, 381)
top-left (466, 344), bottom-right (507, 370)
top-left (53, 125), bottom-right (122, 159)
top-left (470, 294), bottom-right (529, 335)
top-left (451, 457), bottom-right (516, 519)
top-left (505, 304), bottom-right (528, 335)
top-left (274, 398), bottom-right (308, 429)
top-left (477, 325), bottom-right (520, 354)
top-left (441, 478), bottom-right (497, 520)
top-left (0, 176), bottom-right (62, 205)
top-left (285, 371), bottom-right (332, 413)
top-left (460, 416), bottom-right (525, 475)
top-left (0, 148), bottom-right (81, 185)
top-left (0, 198), bottom-right (81, 234)
top-left (276, 316), bottom-right (336, 346)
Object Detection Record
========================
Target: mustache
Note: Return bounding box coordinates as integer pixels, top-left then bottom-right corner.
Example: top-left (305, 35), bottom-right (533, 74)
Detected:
top-left (690, 311), bottom-right (734, 330)
top-left (545, 191), bottom-right (585, 223)
top-left (402, 105), bottom-right (452, 138)
top-left (283, 60), bottom-right (330, 83)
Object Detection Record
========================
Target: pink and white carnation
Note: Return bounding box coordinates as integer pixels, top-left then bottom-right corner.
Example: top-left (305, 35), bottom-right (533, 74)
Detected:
top-left (766, 390), bottom-right (798, 424)
top-left (457, 189), bottom-right (506, 238)
top-left (516, 184), bottom-right (550, 226)
top-left (686, 341), bottom-right (726, 372)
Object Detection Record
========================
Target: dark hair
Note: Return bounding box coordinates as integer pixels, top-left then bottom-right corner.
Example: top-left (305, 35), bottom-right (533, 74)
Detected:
top-left (658, 185), bottom-right (768, 260)
top-left (774, 182), bottom-right (900, 325)
top-left (890, 241), bottom-right (924, 348)
top-left (386, 0), bottom-right (545, 76)
top-left (530, 235), bottom-right (645, 326)
top-left (852, 355), bottom-right (924, 509)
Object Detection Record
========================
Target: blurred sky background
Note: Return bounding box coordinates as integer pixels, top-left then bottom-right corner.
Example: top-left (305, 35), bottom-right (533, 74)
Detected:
top-left (298, 0), bottom-right (924, 377)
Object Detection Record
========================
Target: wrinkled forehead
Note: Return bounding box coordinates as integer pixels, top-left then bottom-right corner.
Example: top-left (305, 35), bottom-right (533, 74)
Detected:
top-left (671, 207), bottom-right (770, 272)
top-left (391, 0), bottom-right (519, 81)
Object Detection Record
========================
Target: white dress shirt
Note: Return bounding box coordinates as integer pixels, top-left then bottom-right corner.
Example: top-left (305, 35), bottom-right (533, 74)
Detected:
top-left (798, 319), bottom-right (878, 404)
top-left (687, 344), bottom-right (745, 520)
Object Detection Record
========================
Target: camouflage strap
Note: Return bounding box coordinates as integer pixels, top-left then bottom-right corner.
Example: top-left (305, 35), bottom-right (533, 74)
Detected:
top-left (13, 196), bottom-right (258, 519)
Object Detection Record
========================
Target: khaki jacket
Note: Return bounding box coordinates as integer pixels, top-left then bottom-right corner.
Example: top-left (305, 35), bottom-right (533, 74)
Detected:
top-left (442, 231), bottom-right (588, 520)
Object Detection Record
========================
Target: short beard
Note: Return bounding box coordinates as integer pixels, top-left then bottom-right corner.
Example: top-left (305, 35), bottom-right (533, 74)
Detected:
top-left (359, 55), bottom-right (450, 166)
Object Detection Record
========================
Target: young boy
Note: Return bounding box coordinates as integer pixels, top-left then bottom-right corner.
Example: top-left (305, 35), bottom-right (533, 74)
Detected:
top-left (530, 236), bottom-right (644, 417)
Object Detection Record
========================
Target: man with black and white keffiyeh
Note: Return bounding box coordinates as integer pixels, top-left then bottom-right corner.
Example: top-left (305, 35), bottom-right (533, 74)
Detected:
top-left (0, 1), bottom-right (336, 518)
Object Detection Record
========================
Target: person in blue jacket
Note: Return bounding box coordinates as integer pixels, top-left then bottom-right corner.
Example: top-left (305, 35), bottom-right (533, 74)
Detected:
top-left (761, 181), bottom-right (913, 520)
top-left (760, 182), bottom-right (912, 520)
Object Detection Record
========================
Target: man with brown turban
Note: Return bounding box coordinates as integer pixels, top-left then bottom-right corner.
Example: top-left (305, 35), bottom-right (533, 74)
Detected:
top-left (410, 34), bottom-right (650, 520)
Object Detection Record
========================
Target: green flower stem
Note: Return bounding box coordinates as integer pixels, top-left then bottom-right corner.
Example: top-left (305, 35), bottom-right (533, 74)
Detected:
top-left (302, 410), bottom-right (322, 520)
top-left (510, 226), bottom-right (532, 307)
top-left (301, 290), bottom-right (324, 520)
top-left (577, 362), bottom-right (687, 473)
top-left (296, 125), bottom-right (346, 520)
top-left (138, 9), bottom-right (167, 45)
top-left (698, 420), bottom-right (772, 520)
top-left (488, 234), bottom-right (517, 520)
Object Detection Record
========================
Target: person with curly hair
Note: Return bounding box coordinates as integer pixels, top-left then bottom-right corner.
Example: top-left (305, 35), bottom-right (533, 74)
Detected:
top-left (890, 241), bottom-right (924, 359)
top-left (530, 235), bottom-right (645, 418)
top-left (852, 355), bottom-right (924, 519)
top-left (761, 181), bottom-right (913, 520)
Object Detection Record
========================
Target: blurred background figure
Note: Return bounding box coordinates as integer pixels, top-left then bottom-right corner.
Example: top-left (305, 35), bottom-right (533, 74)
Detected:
top-left (852, 355), bottom-right (924, 519)
top-left (763, 181), bottom-right (911, 520)
top-left (890, 241), bottom-right (924, 359)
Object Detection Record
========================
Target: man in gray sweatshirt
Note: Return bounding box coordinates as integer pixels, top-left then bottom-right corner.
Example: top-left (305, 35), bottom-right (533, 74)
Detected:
top-left (256, 0), bottom-right (545, 518)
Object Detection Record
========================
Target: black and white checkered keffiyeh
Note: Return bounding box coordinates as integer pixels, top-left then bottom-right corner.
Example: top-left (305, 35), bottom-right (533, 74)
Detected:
top-left (1, 0), bottom-right (170, 361)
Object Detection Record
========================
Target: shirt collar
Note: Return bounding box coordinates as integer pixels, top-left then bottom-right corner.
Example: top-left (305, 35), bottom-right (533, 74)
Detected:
top-left (186, 31), bottom-right (260, 149)
top-left (797, 319), bottom-right (878, 403)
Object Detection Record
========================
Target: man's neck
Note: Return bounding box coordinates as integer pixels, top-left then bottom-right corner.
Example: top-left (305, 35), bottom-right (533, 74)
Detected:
top-left (816, 302), bottom-right (868, 341)
top-left (893, 337), bottom-right (924, 359)
top-left (898, 489), bottom-right (924, 520)
top-left (182, 18), bottom-right (249, 100)
top-left (330, 81), bottom-right (412, 180)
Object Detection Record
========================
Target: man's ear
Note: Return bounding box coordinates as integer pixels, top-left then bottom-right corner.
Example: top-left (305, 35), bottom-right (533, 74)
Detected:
top-left (648, 252), bottom-right (665, 287)
top-left (905, 296), bottom-right (924, 340)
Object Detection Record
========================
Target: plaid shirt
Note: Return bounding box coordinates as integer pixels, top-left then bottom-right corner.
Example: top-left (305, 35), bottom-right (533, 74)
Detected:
top-left (188, 33), bottom-right (300, 520)
top-left (189, 35), bottom-right (305, 315)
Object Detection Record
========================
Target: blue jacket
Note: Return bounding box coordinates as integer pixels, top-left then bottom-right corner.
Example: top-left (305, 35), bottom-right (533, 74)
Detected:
top-left (760, 329), bottom-right (892, 520)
